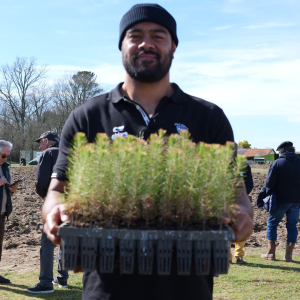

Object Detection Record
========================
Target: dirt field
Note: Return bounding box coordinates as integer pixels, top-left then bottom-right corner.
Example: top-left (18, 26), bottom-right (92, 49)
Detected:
top-left (1, 165), bottom-right (299, 275)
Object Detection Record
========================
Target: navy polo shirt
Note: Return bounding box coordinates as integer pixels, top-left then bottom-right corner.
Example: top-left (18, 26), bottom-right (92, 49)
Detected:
top-left (53, 82), bottom-right (234, 182)
top-left (53, 82), bottom-right (234, 300)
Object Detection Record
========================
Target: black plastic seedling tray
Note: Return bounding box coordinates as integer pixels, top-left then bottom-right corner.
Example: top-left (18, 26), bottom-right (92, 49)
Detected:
top-left (58, 223), bottom-right (234, 275)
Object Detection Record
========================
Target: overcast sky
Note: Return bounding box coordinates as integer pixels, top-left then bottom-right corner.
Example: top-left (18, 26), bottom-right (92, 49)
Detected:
top-left (1, 0), bottom-right (299, 151)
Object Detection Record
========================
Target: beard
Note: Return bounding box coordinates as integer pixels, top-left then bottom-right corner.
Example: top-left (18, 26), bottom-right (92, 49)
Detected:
top-left (122, 47), bottom-right (173, 83)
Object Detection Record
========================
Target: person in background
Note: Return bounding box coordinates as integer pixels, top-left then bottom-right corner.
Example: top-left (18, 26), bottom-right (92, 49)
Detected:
top-left (20, 157), bottom-right (26, 166)
top-left (229, 143), bottom-right (254, 263)
top-left (27, 132), bottom-right (68, 294)
top-left (261, 141), bottom-right (300, 261)
top-left (0, 140), bottom-right (18, 284)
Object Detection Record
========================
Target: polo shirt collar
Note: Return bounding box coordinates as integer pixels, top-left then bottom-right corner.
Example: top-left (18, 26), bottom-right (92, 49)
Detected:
top-left (107, 82), bottom-right (187, 104)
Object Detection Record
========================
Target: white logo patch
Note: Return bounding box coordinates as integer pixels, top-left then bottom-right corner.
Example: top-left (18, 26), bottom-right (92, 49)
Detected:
top-left (112, 126), bottom-right (128, 140)
top-left (174, 123), bottom-right (189, 134)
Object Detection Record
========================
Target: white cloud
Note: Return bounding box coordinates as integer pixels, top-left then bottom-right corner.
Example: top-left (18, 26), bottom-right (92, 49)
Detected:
top-left (170, 47), bottom-right (300, 124)
top-left (212, 25), bottom-right (233, 31)
top-left (243, 22), bottom-right (297, 29)
top-left (47, 63), bottom-right (125, 87)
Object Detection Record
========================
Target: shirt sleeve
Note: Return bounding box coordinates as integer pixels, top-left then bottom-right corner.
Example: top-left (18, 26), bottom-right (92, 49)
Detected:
top-left (244, 164), bottom-right (254, 195)
top-left (52, 111), bottom-right (82, 182)
top-left (209, 108), bottom-right (234, 144)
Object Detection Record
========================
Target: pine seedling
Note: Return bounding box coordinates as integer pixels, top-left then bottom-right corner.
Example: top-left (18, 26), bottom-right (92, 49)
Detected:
top-left (64, 133), bottom-right (87, 223)
top-left (145, 132), bottom-right (166, 225)
top-left (159, 134), bottom-right (183, 226)
top-left (175, 130), bottom-right (199, 227)
top-left (92, 133), bottom-right (111, 223)
top-left (121, 139), bottom-right (149, 227)
top-left (104, 136), bottom-right (133, 226)
top-left (66, 141), bottom-right (96, 225)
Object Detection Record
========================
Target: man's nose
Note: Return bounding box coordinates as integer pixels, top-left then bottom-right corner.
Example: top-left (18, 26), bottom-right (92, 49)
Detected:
top-left (138, 36), bottom-right (155, 50)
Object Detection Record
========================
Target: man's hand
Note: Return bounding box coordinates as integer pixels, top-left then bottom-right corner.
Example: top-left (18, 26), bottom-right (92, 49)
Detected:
top-left (224, 182), bottom-right (254, 242)
top-left (9, 184), bottom-right (18, 193)
top-left (0, 176), bottom-right (8, 186)
top-left (42, 178), bottom-right (68, 245)
top-left (224, 206), bottom-right (254, 242)
top-left (44, 203), bottom-right (69, 245)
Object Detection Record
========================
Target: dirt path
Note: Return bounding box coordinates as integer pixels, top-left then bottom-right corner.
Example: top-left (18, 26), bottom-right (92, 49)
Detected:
top-left (1, 165), bottom-right (299, 275)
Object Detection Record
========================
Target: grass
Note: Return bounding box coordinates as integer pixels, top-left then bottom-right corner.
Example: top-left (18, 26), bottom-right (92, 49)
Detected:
top-left (214, 248), bottom-right (300, 300)
top-left (0, 268), bottom-right (83, 299)
top-left (1, 248), bottom-right (300, 299)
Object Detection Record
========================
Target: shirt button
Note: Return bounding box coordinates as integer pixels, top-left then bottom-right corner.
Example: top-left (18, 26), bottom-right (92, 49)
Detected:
top-left (153, 119), bottom-right (156, 122)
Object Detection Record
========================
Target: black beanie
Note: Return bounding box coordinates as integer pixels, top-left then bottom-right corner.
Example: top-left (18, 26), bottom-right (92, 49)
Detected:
top-left (119, 3), bottom-right (178, 50)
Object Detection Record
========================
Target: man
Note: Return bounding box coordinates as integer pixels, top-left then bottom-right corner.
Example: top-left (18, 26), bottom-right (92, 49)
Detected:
top-left (261, 141), bottom-right (300, 262)
top-left (42, 4), bottom-right (253, 300)
top-left (0, 140), bottom-right (18, 284)
top-left (229, 143), bottom-right (254, 263)
top-left (27, 131), bottom-right (68, 294)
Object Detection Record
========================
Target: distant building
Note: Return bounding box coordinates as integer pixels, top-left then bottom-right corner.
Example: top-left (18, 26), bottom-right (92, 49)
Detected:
top-left (238, 148), bottom-right (276, 164)
top-left (239, 149), bottom-right (276, 157)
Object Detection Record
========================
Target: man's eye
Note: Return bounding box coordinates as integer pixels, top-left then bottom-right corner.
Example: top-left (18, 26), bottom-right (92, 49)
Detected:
top-left (154, 35), bottom-right (163, 39)
top-left (130, 35), bottom-right (140, 39)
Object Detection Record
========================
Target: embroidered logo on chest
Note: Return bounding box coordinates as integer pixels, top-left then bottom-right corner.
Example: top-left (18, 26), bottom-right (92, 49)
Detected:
top-left (174, 123), bottom-right (189, 134)
top-left (112, 126), bottom-right (128, 140)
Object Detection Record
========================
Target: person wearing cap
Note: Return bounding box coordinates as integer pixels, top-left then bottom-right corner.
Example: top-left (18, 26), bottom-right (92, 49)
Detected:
top-left (261, 141), bottom-right (300, 262)
top-left (0, 140), bottom-right (18, 284)
top-left (41, 4), bottom-right (253, 300)
top-left (27, 132), bottom-right (68, 293)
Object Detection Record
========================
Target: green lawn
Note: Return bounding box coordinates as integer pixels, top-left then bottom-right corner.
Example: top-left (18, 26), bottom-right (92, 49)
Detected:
top-left (214, 248), bottom-right (300, 300)
top-left (0, 270), bottom-right (82, 299)
top-left (1, 248), bottom-right (299, 299)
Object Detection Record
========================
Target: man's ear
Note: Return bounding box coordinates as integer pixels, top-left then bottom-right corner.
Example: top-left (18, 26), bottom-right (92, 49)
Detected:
top-left (172, 42), bottom-right (177, 59)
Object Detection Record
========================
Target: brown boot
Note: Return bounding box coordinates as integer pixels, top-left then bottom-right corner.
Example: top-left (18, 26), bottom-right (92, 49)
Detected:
top-left (261, 240), bottom-right (276, 260)
top-left (284, 242), bottom-right (295, 262)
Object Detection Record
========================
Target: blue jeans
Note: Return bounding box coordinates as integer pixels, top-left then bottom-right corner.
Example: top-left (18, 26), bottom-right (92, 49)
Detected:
top-left (267, 203), bottom-right (300, 243)
top-left (39, 229), bottom-right (68, 287)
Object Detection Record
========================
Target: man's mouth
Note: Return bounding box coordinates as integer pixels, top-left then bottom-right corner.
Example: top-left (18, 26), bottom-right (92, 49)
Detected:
top-left (134, 51), bottom-right (159, 61)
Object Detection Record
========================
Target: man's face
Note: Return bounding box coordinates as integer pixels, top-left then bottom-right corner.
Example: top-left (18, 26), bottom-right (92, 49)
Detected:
top-left (39, 138), bottom-right (49, 151)
top-left (121, 22), bottom-right (176, 83)
top-left (0, 146), bottom-right (11, 166)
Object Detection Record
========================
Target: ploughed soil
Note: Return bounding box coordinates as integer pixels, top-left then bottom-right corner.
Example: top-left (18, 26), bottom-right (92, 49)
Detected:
top-left (1, 165), bottom-right (300, 274)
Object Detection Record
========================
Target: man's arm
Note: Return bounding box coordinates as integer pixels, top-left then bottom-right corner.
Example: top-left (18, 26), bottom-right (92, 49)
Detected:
top-left (42, 178), bottom-right (68, 245)
top-left (36, 151), bottom-right (53, 198)
top-left (265, 163), bottom-right (277, 194)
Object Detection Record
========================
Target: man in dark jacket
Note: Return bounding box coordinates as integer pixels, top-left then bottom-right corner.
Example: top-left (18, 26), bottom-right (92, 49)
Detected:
top-left (261, 141), bottom-right (300, 261)
top-left (27, 132), bottom-right (68, 293)
top-left (0, 140), bottom-right (18, 284)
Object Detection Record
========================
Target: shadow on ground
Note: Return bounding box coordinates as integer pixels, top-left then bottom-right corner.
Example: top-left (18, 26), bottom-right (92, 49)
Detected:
top-left (0, 283), bottom-right (82, 299)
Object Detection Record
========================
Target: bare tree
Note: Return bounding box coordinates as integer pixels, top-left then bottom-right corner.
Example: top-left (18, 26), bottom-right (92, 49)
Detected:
top-left (0, 57), bottom-right (48, 133)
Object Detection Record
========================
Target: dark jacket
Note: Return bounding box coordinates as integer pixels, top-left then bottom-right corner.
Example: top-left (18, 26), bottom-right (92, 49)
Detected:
top-left (266, 151), bottom-right (300, 203)
top-left (35, 142), bottom-right (59, 198)
top-left (243, 164), bottom-right (253, 195)
top-left (0, 162), bottom-right (12, 218)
